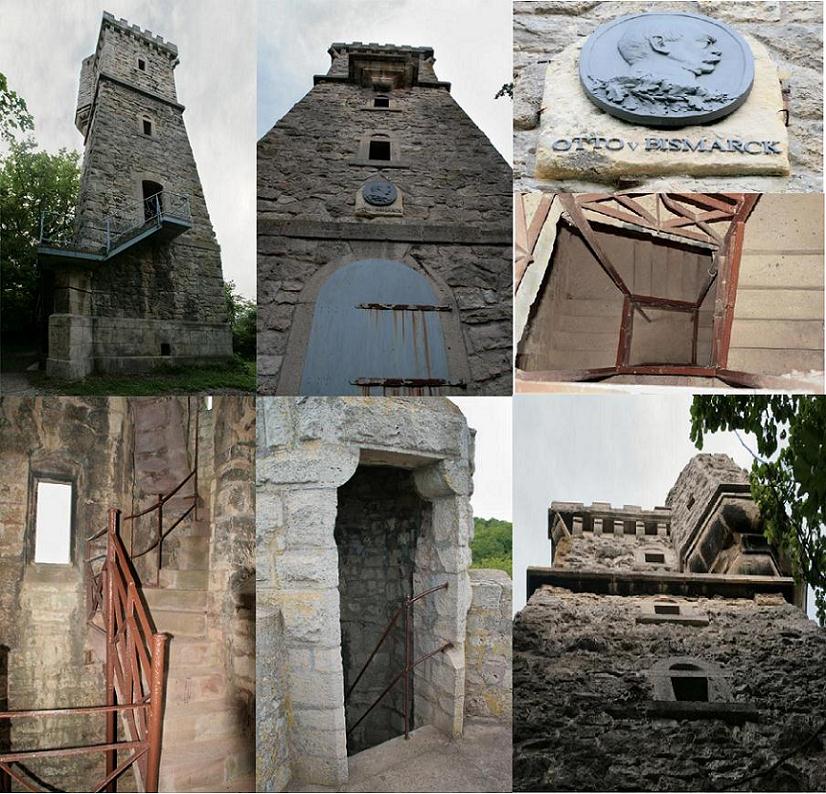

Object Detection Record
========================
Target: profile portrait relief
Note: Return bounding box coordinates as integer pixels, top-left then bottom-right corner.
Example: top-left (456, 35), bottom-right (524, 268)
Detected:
top-left (579, 12), bottom-right (755, 126)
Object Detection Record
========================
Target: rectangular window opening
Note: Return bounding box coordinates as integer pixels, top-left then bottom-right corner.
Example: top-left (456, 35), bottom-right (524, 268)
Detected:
top-left (671, 675), bottom-right (709, 702)
top-left (374, 97), bottom-right (390, 108)
top-left (160, 342), bottom-right (171, 356)
top-left (137, 58), bottom-right (146, 71)
top-left (142, 119), bottom-right (153, 136)
top-left (644, 523), bottom-right (658, 536)
top-left (654, 603), bottom-right (680, 616)
top-left (368, 139), bottom-right (391, 161)
top-left (645, 552), bottom-right (666, 564)
top-left (33, 481), bottom-right (73, 564)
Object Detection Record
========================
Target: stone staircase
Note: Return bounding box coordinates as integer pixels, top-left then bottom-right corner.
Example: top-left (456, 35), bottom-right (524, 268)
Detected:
top-left (126, 399), bottom-right (253, 792)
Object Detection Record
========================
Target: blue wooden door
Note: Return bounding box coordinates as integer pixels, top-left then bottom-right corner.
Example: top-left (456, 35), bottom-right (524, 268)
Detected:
top-left (299, 259), bottom-right (451, 395)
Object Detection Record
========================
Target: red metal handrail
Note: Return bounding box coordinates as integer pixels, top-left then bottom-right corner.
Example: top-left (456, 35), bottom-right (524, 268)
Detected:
top-left (0, 508), bottom-right (168, 792)
top-left (345, 582), bottom-right (452, 741)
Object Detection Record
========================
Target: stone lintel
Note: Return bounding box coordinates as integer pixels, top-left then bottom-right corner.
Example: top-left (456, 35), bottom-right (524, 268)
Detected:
top-left (258, 218), bottom-right (512, 246)
top-left (526, 566), bottom-right (796, 603)
top-left (604, 700), bottom-right (760, 724)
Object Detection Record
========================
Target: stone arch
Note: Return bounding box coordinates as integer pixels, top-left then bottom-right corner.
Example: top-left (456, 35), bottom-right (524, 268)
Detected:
top-left (650, 656), bottom-right (731, 702)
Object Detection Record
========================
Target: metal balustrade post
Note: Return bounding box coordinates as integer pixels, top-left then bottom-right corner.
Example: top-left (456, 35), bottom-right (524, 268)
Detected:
top-left (104, 509), bottom-right (118, 792)
top-left (403, 595), bottom-right (411, 739)
top-left (145, 633), bottom-right (168, 793)
top-left (156, 494), bottom-right (163, 588)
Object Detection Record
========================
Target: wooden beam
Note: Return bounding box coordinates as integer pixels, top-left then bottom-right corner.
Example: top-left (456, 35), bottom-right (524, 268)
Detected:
top-left (558, 194), bottom-right (631, 295)
top-left (616, 295), bottom-right (634, 367)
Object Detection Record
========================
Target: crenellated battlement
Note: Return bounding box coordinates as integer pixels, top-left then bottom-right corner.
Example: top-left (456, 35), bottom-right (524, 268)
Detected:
top-left (550, 501), bottom-right (671, 543)
top-left (101, 11), bottom-right (178, 58)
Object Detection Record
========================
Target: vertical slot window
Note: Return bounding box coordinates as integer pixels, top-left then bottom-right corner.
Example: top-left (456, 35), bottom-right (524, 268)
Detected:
top-left (33, 480), bottom-right (73, 564)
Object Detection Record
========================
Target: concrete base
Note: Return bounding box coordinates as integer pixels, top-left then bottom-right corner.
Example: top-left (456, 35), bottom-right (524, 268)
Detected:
top-left (288, 721), bottom-right (512, 793)
top-left (46, 313), bottom-right (233, 379)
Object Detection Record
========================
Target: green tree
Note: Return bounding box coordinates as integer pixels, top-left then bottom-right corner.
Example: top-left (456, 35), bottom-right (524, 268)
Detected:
top-left (0, 140), bottom-right (80, 341)
top-left (690, 395), bottom-right (826, 624)
top-left (223, 280), bottom-right (256, 360)
top-left (0, 73), bottom-right (33, 143)
top-left (471, 517), bottom-right (512, 576)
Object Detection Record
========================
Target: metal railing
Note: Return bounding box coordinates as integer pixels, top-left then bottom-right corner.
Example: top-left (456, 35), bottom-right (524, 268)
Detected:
top-left (39, 191), bottom-right (191, 256)
top-left (0, 509), bottom-right (168, 792)
top-left (345, 582), bottom-right (452, 741)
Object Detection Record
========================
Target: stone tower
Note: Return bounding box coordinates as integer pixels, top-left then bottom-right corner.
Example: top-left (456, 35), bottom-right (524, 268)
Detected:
top-left (40, 12), bottom-right (232, 379)
top-left (515, 454), bottom-right (826, 791)
top-left (257, 42), bottom-right (512, 396)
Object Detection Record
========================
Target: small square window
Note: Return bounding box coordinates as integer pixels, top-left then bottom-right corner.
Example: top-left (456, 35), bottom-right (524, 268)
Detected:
top-left (33, 481), bottom-right (73, 564)
top-left (160, 342), bottom-right (171, 356)
top-left (137, 58), bottom-right (146, 72)
top-left (143, 118), bottom-right (153, 136)
top-left (645, 552), bottom-right (666, 564)
top-left (368, 139), bottom-right (391, 161)
top-left (654, 603), bottom-right (680, 615)
top-left (374, 96), bottom-right (390, 108)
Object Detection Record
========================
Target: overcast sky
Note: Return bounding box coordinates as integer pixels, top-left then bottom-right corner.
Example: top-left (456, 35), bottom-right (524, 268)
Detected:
top-left (257, 0), bottom-right (513, 161)
top-left (0, 0), bottom-right (256, 298)
top-left (449, 397), bottom-right (512, 523)
top-left (513, 394), bottom-right (818, 622)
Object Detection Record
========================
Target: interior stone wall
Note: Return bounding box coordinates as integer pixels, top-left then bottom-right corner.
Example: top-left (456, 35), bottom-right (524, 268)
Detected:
top-left (335, 466), bottom-right (424, 753)
top-left (207, 396), bottom-right (257, 780)
top-left (513, 1), bottom-right (823, 192)
top-left (514, 586), bottom-right (826, 792)
top-left (0, 397), bottom-right (131, 791)
top-left (517, 221), bottom-right (715, 371)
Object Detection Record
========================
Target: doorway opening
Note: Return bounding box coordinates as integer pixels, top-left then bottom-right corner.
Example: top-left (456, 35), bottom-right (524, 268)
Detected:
top-left (335, 465), bottom-right (428, 755)
top-left (142, 180), bottom-right (164, 222)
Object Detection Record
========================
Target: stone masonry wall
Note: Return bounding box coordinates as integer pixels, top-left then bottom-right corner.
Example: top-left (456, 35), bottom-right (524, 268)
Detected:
top-left (0, 397), bottom-right (132, 790)
top-left (207, 395), bottom-right (257, 781)
top-left (76, 79), bottom-right (227, 325)
top-left (513, 1), bottom-right (823, 192)
top-left (256, 397), bottom-right (475, 789)
top-left (666, 454), bottom-right (752, 560)
top-left (335, 466), bottom-right (424, 754)
top-left (514, 586), bottom-right (826, 792)
top-left (465, 569), bottom-right (512, 721)
top-left (258, 61), bottom-right (513, 396)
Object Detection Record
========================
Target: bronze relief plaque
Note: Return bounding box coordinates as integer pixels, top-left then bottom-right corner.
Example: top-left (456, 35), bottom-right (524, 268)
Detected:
top-left (579, 12), bottom-right (754, 127)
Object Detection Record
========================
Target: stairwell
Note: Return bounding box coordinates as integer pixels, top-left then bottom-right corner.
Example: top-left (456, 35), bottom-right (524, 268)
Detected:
top-left (127, 398), bottom-right (253, 792)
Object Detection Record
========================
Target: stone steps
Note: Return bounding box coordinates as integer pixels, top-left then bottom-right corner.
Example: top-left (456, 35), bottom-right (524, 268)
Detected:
top-left (149, 606), bottom-right (207, 638)
top-left (158, 569), bottom-right (209, 590)
top-left (158, 736), bottom-right (253, 792)
top-left (143, 586), bottom-right (207, 611)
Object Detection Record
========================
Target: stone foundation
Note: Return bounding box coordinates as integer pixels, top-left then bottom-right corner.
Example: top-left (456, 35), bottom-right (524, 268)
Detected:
top-left (47, 315), bottom-right (233, 379)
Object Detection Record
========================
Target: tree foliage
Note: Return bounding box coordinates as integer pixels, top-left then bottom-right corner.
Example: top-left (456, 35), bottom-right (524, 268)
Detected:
top-left (690, 395), bottom-right (826, 624)
top-left (223, 280), bottom-right (256, 360)
top-left (0, 140), bottom-right (80, 340)
top-left (471, 517), bottom-right (512, 576)
top-left (0, 73), bottom-right (33, 143)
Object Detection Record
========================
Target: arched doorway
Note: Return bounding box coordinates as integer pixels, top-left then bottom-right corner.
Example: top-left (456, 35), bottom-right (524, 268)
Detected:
top-left (299, 259), bottom-right (452, 395)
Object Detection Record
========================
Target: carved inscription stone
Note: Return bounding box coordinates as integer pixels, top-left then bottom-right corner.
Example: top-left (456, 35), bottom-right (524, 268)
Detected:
top-left (536, 24), bottom-right (789, 183)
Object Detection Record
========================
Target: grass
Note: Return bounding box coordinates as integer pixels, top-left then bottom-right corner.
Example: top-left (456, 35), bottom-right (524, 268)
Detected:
top-left (25, 356), bottom-right (256, 395)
